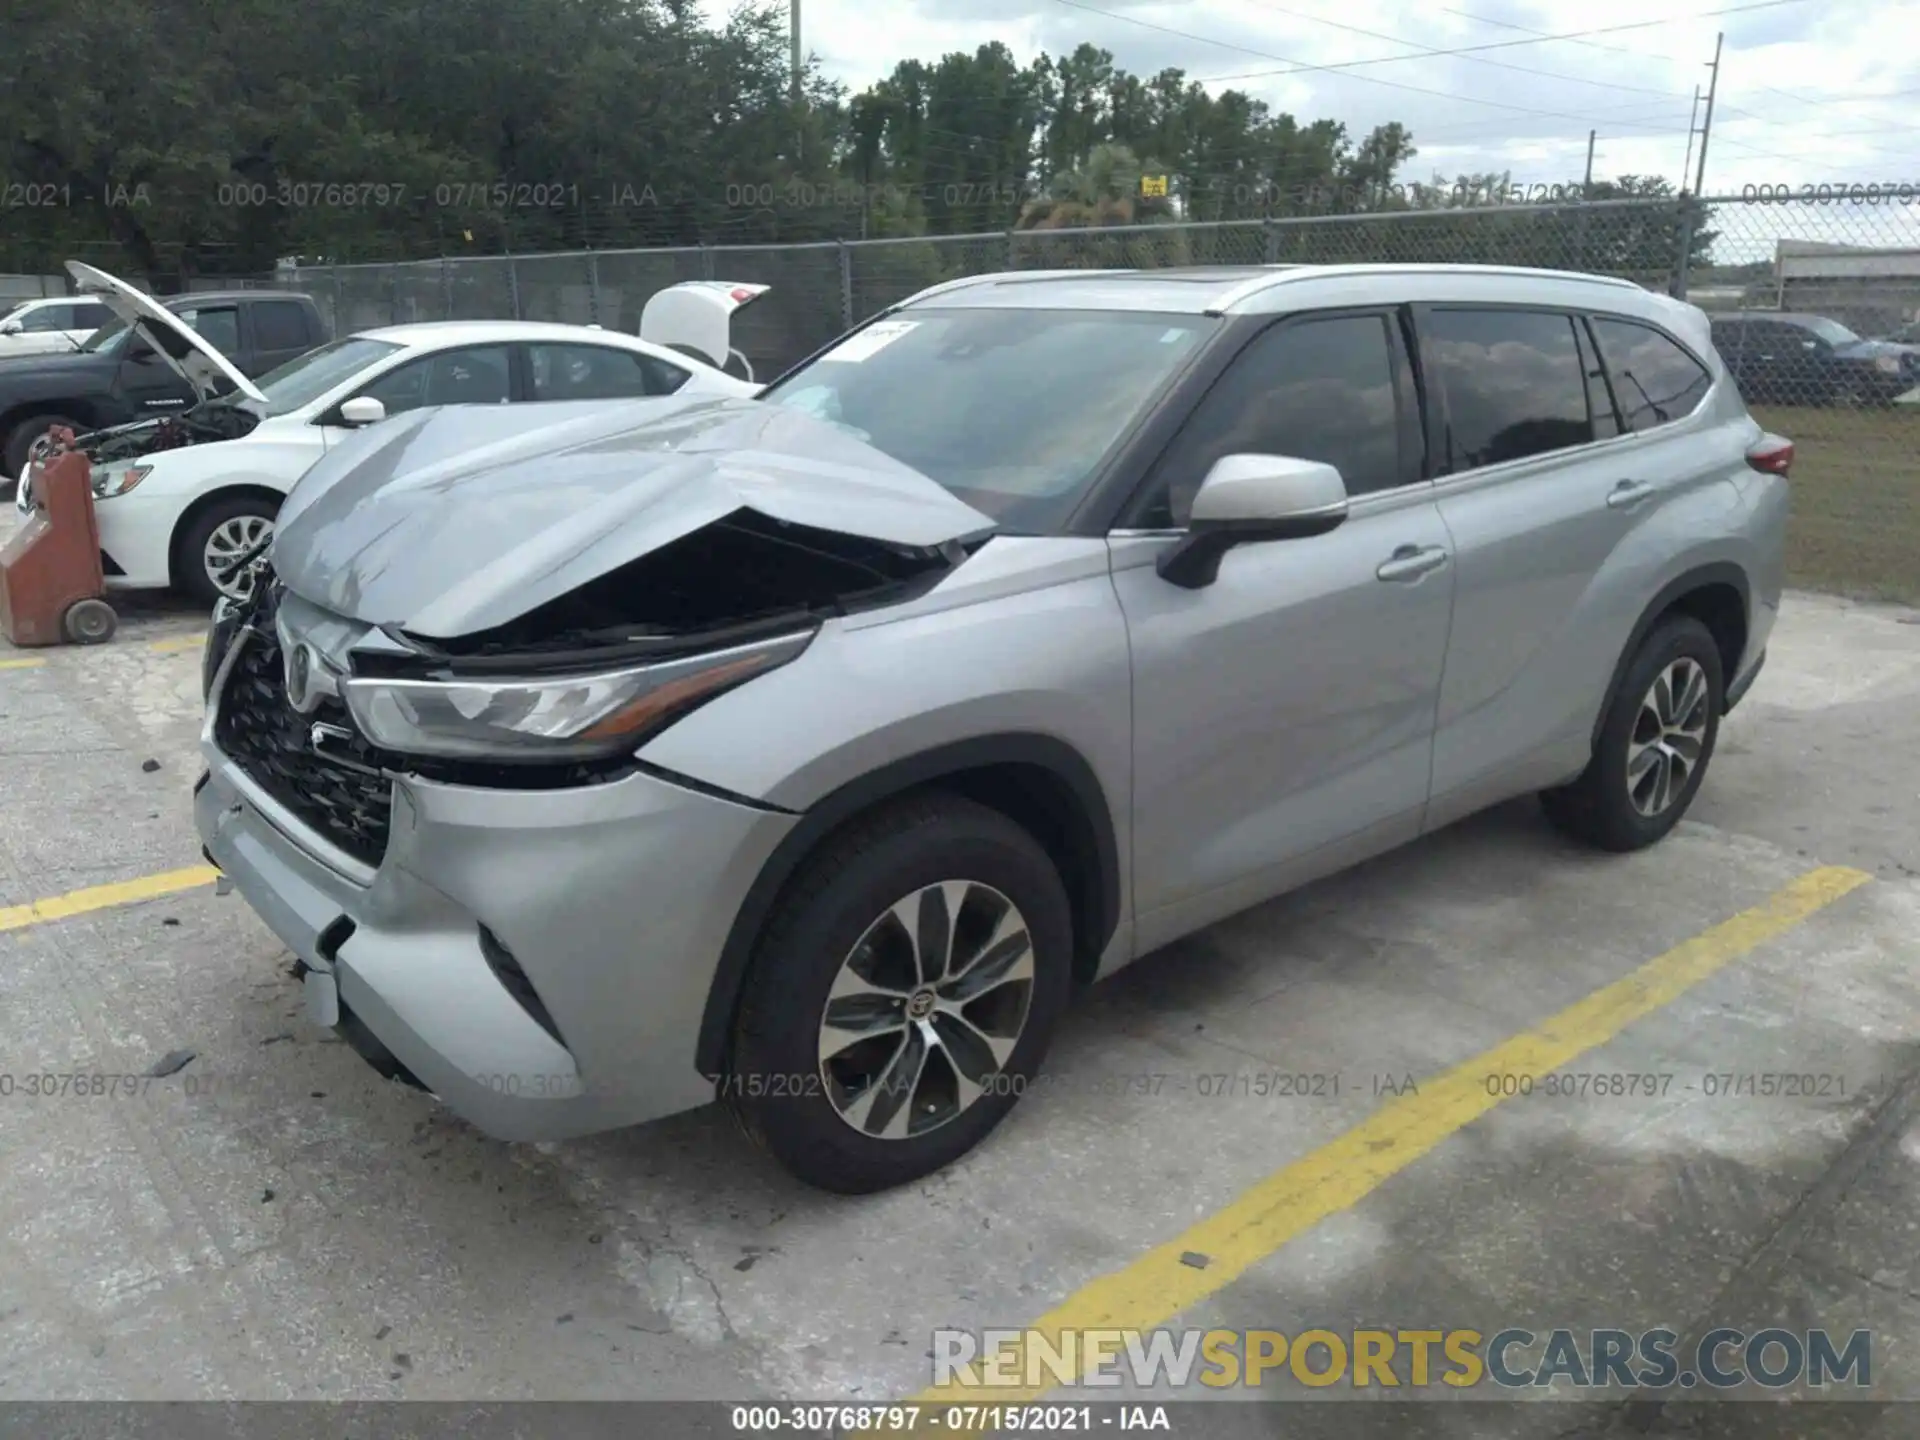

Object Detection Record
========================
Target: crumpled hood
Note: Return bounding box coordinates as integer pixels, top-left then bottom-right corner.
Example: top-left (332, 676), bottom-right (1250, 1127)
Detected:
top-left (269, 394), bottom-right (997, 638)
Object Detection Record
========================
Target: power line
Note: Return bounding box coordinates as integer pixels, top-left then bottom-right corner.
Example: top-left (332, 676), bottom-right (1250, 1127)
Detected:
top-left (1439, 5), bottom-right (1689, 66)
top-left (1236, 0), bottom-right (1690, 99)
top-left (1184, 0), bottom-right (1816, 85)
top-left (1444, 5), bottom-right (1920, 115)
top-left (1043, 0), bottom-right (1749, 131)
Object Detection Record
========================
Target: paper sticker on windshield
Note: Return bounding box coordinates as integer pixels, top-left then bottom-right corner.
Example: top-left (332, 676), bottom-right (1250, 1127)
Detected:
top-left (821, 320), bottom-right (918, 363)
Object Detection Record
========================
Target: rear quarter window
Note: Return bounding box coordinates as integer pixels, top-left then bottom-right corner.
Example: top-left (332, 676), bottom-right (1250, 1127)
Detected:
top-left (1589, 317), bottom-right (1712, 432)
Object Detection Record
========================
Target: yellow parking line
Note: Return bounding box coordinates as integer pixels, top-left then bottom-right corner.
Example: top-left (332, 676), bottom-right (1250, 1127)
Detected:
top-left (916, 864), bottom-right (1873, 1414)
top-left (0, 656), bottom-right (46, 670)
top-left (0, 865), bottom-right (220, 935)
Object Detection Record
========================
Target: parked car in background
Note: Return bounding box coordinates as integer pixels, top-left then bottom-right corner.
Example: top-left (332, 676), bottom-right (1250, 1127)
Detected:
top-left (0, 263), bottom-right (329, 479)
top-left (0, 294), bottom-right (115, 358)
top-left (1875, 318), bottom-right (1920, 346)
top-left (196, 262), bottom-right (1788, 1193)
top-left (20, 263), bottom-right (768, 602)
top-left (1708, 311), bottom-right (1920, 407)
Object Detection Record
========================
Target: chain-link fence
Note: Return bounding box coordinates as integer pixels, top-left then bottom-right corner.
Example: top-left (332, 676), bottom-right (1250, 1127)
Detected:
top-left (105, 192), bottom-right (1895, 601)
top-left (284, 196), bottom-right (1722, 373)
top-left (1684, 199), bottom-right (1920, 602)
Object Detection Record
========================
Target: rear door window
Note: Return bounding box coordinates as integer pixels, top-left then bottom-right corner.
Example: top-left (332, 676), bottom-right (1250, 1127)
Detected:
top-left (1420, 309), bottom-right (1592, 472)
top-left (527, 343), bottom-right (689, 400)
top-left (252, 300), bottom-right (312, 353)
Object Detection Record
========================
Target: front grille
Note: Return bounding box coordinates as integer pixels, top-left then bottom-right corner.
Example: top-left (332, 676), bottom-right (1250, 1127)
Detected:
top-left (213, 621), bottom-right (394, 868)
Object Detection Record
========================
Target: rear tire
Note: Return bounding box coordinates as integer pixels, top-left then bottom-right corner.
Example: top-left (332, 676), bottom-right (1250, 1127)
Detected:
top-left (1541, 615), bottom-right (1724, 852)
top-left (173, 494), bottom-right (278, 606)
top-left (3, 412), bottom-right (82, 481)
top-left (727, 793), bottom-right (1074, 1194)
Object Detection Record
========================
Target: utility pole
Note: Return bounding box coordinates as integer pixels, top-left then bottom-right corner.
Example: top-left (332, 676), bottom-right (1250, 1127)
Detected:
top-left (790, 0), bottom-right (802, 106)
top-left (1583, 130), bottom-right (1596, 193)
top-left (1681, 86), bottom-right (1701, 191)
top-left (1693, 32), bottom-right (1723, 197)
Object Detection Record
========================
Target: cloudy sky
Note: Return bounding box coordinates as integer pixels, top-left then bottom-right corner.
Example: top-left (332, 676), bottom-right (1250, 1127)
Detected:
top-left (706, 0), bottom-right (1920, 253)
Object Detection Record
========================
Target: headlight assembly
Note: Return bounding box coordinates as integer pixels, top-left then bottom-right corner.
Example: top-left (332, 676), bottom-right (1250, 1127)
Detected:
top-left (93, 463), bottom-right (152, 499)
top-left (340, 629), bottom-right (815, 761)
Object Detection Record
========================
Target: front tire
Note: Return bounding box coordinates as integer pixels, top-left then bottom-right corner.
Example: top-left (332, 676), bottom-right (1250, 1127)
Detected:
top-left (1541, 614), bottom-right (1724, 852)
top-left (727, 793), bottom-right (1074, 1194)
top-left (173, 495), bottom-right (278, 606)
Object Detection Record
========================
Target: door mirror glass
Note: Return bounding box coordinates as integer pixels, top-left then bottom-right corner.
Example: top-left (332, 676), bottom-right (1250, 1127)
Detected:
top-left (337, 395), bottom-right (386, 427)
top-left (1159, 454), bottom-right (1350, 589)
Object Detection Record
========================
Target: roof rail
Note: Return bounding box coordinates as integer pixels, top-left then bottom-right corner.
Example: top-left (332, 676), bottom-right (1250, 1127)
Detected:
top-left (1205, 262), bottom-right (1644, 314)
top-left (897, 268), bottom-right (1136, 307)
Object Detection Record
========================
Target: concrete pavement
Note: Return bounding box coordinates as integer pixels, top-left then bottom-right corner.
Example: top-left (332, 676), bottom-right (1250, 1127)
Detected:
top-left (0, 586), bottom-right (1916, 1437)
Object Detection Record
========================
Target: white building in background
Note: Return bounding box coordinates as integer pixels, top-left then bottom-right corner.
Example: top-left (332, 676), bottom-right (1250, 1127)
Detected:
top-left (1773, 239), bottom-right (1920, 336)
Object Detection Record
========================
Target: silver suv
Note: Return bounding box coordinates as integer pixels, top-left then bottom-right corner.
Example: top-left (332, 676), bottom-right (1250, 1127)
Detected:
top-left (196, 263), bottom-right (1791, 1193)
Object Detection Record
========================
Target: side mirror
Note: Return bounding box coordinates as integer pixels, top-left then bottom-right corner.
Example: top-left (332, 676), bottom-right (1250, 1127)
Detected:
top-left (337, 396), bottom-right (386, 427)
top-left (1156, 454), bottom-right (1349, 590)
top-left (0, 318), bottom-right (21, 336)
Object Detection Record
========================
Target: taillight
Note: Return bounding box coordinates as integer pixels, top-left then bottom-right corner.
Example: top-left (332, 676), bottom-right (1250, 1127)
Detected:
top-left (1746, 434), bottom-right (1793, 476)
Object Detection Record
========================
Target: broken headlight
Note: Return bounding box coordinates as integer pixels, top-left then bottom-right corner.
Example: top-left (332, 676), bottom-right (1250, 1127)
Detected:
top-left (339, 630), bottom-right (815, 761)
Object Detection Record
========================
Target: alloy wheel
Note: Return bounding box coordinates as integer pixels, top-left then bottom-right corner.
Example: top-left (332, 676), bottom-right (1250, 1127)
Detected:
top-left (817, 880), bottom-right (1035, 1140)
top-left (203, 515), bottom-right (273, 601)
top-left (1627, 657), bottom-right (1711, 817)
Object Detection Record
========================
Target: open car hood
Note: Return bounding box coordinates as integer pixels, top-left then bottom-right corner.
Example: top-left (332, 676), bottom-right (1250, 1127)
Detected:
top-left (269, 394), bottom-right (996, 639)
top-left (66, 260), bottom-right (269, 405)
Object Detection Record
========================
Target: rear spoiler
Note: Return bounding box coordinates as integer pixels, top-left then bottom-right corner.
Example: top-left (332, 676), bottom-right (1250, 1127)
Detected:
top-left (639, 281), bottom-right (770, 380)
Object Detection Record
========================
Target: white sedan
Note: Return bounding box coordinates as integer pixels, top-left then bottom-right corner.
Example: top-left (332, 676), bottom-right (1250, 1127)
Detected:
top-left (24, 272), bottom-right (768, 603)
top-left (0, 294), bottom-right (116, 357)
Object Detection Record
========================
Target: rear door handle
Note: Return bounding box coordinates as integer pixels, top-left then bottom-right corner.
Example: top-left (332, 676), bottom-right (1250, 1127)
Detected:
top-left (1607, 480), bottom-right (1655, 510)
top-left (1376, 544), bottom-right (1449, 583)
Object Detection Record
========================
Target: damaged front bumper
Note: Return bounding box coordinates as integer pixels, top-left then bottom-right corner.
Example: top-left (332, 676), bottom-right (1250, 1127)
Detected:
top-left (195, 633), bottom-right (799, 1142)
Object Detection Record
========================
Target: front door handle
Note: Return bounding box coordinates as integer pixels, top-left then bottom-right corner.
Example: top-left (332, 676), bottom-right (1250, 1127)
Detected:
top-left (1607, 480), bottom-right (1655, 510)
top-left (1376, 544), bottom-right (1449, 583)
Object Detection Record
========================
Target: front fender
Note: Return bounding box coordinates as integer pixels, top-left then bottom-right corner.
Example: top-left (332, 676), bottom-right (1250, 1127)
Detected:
top-left (136, 442), bottom-right (318, 502)
top-left (635, 540), bottom-right (1132, 820)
